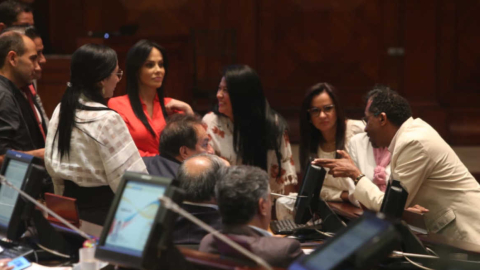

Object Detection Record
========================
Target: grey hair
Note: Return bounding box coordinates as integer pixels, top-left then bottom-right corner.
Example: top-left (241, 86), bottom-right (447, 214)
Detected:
top-left (177, 153), bottom-right (226, 202)
top-left (215, 165), bottom-right (269, 225)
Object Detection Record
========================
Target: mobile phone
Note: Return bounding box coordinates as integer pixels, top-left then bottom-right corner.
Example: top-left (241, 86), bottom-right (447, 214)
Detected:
top-left (7, 256), bottom-right (31, 270)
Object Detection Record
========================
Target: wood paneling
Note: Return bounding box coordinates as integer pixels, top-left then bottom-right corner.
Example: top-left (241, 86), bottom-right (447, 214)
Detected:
top-left (36, 56), bottom-right (70, 118)
top-left (257, 0), bottom-right (388, 110)
top-left (39, 0), bottom-right (480, 145)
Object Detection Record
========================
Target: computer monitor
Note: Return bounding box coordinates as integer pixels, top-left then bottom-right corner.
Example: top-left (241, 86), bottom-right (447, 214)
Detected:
top-left (380, 180), bottom-right (428, 255)
top-left (95, 171), bottom-right (183, 269)
top-left (288, 212), bottom-right (400, 270)
top-left (0, 150), bottom-right (44, 241)
top-left (294, 164), bottom-right (326, 224)
top-left (294, 163), bottom-right (347, 233)
top-left (380, 180), bottom-right (409, 219)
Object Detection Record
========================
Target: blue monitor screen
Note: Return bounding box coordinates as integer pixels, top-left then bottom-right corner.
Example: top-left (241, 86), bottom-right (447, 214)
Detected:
top-left (0, 160), bottom-right (30, 228)
top-left (103, 181), bottom-right (166, 257)
top-left (300, 217), bottom-right (390, 270)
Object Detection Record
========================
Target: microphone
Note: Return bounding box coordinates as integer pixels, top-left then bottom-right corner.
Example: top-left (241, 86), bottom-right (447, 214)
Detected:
top-left (271, 192), bottom-right (308, 199)
top-left (158, 196), bottom-right (273, 270)
top-left (0, 174), bottom-right (93, 241)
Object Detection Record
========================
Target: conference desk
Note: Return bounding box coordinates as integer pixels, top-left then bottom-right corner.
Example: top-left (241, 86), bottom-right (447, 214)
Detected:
top-left (53, 205), bottom-right (480, 270)
top-left (326, 201), bottom-right (480, 260)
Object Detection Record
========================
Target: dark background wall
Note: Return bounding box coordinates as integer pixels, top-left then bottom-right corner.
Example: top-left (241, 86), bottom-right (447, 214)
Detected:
top-left (34, 0), bottom-right (480, 145)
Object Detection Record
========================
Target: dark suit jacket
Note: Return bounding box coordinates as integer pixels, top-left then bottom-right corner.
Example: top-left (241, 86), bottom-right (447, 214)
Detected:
top-left (173, 203), bottom-right (222, 245)
top-left (0, 76), bottom-right (47, 154)
top-left (143, 154), bottom-right (180, 180)
top-left (199, 225), bottom-right (304, 268)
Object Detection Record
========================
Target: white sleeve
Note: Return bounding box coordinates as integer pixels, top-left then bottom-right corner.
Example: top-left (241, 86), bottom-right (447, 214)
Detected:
top-left (97, 113), bottom-right (148, 192)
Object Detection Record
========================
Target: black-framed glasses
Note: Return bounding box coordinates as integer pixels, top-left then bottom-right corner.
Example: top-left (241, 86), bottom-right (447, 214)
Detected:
top-left (307, 105), bottom-right (335, 117)
top-left (116, 69), bottom-right (124, 80)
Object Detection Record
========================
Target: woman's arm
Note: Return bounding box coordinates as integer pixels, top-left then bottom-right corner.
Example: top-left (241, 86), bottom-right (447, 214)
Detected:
top-left (165, 98), bottom-right (193, 115)
top-left (97, 113), bottom-right (148, 192)
top-left (268, 132), bottom-right (298, 194)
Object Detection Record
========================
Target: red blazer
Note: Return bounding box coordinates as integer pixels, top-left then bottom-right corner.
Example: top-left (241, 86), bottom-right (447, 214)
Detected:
top-left (108, 94), bottom-right (172, 157)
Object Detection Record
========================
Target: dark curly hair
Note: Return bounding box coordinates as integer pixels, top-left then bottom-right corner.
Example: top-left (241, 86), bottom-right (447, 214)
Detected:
top-left (366, 85), bottom-right (412, 127)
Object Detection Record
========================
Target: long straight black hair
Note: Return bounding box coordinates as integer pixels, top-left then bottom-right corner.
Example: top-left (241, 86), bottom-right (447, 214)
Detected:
top-left (125, 39), bottom-right (169, 138)
top-left (299, 83), bottom-right (347, 172)
top-left (55, 44), bottom-right (117, 160)
top-left (214, 65), bottom-right (287, 175)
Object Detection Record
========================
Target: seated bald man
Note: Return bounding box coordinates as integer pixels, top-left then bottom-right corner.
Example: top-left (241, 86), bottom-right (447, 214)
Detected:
top-left (173, 153), bottom-right (227, 245)
top-left (200, 165), bottom-right (303, 268)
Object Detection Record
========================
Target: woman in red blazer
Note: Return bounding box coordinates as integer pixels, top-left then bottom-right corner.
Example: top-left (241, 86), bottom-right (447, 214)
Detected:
top-left (108, 40), bottom-right (193, 157)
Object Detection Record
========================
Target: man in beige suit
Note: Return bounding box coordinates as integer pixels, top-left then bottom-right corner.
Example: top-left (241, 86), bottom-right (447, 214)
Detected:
top-left (314, 86), bottom-right (480, 244)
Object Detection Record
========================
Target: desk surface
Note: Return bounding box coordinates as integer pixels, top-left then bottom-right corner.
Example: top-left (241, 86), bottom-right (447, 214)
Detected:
top-left (327, 201), bottom-right (363, 219)
top-left (326, 201), bottom-right (480, 257)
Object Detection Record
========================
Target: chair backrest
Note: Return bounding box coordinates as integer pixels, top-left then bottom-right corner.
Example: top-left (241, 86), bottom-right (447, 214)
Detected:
top-left (44, 192), bottom-right (80, 227)
top-left (178, 246), bottom-right (286, 270)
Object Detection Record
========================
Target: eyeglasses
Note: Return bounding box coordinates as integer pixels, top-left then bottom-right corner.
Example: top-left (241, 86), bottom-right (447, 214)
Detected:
top-left (116, 69), bottom-right (123, 80)
top-left (307, 105), bottom-right (335, 117)
top-left (362, 112), bottom-right (381, 125)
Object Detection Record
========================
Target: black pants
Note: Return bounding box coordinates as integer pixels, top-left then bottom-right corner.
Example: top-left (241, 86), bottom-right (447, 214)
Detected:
top-left (63, 180), bottom-right (114, 226)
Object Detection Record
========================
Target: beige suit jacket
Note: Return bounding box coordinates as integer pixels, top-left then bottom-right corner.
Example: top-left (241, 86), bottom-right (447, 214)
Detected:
top-left (354, 117), bottom-right (480, 244)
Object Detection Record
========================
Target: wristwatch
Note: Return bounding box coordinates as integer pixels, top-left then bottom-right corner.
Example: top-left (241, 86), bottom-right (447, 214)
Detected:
top-left (354, 174), bottom-right (365, 185)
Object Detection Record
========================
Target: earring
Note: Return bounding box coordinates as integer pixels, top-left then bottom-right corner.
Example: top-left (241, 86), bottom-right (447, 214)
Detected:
top-left (102, 87), bottom-right (105, 96)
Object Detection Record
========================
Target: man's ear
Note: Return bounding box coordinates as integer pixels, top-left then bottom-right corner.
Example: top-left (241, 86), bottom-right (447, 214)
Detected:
top-left (379, 112), bottom-right (388, 126)
top-left (179, 145), bottom-right (190, 160)
top-left (6, 51), bottom-right (18, 67)
top-left (258, 198), bottom-right (268, 217)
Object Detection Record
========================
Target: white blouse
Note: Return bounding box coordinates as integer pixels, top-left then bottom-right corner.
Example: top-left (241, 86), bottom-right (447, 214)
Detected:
top-left (45, 99), bottom-right (147, 195)
top-left (202, 112), bottom-right (297, 193)
top-left (319, 119), bottom-right (365, 204)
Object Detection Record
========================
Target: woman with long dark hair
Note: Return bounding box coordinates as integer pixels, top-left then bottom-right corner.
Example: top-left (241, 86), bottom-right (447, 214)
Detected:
top-left (203, 65), bottom-right (297, 193)
top-left (299, 82), bottom-right (364, 202)
top-left (108, 39), bottom-right (193, 157)
top-left (44, 44), bottom-right (147, 225)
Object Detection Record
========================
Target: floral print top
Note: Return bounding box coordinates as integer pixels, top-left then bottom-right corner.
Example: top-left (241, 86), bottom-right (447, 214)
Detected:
top-left (202, 112), bottom-right (298, 193)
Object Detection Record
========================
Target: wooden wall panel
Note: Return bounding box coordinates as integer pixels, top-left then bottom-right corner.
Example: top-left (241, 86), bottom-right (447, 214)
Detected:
top-left (257, 0), bottom-right (387, 111)
top-left (438, 0), bottom-right (480, 106)
top-left (36, 56), bottom-right (70, 118)
top-left (403, 0), bottom-right (437, 103)
top-left (436, 0), bottom-right (480, 144)
top-left (39, 0), bottom-right (480, 145)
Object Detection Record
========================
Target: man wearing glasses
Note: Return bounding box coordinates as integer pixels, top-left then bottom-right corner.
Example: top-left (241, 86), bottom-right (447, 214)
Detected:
top-left (314, 86), bottom-right (480, 244)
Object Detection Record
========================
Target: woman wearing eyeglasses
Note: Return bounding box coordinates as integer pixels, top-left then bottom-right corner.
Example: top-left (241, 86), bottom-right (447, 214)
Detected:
top-left (299, 83), bottom-right (365, 203)
top-left (45, 44), bottom-right (147, 225)
top-left (203, 65), bottom-right (297, 193)
top-left (108, 40), bottom-right (193, 157)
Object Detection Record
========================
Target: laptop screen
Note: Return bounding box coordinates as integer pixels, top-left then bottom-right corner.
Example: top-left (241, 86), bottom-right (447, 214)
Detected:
top-left (103, 180), bottom-right (167, 257)
top-left (0, 160), bottom-right (29, 228)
